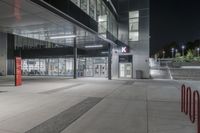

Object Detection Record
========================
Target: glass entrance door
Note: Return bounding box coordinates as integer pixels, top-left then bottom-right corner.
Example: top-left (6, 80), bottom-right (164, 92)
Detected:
top-left (119, 63), bottom-right (132, 78)
top-left (94, 64), bottom-right (107, 77)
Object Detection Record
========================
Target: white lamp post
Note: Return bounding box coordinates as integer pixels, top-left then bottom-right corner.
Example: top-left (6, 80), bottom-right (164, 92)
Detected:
top-left (182, 45), bottom-right (185, 56)
top-left (175, 49), bottom-right (178, 57)
top-left (171, 48), bottom-right (174, 58)
top-left (197, 48), bottom-right (200, 57)
top-left (162, 51), bottom-right (165, 58)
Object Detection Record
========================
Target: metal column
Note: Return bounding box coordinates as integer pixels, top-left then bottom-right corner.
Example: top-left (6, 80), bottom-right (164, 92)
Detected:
top-left (73, 37), bottom-right (77, 79)
top-left (108, 44), bottom-right (112, 80)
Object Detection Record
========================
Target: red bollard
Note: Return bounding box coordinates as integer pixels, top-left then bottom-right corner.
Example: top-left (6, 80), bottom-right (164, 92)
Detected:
top-left (181, 84), bottom-right (200, 133)
top-left (185, 87), bottom-right (192, 115)
top-left (191, 91), bottom-right (200, 133)
top-left (181, 84), bottom-right (186, 112)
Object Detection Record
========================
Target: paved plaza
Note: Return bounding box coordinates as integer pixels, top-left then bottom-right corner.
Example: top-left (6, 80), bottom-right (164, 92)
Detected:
top-left (0, 77), bottom-right (196, 133)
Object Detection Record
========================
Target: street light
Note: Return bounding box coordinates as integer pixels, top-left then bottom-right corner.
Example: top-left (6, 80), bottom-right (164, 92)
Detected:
top-left (162, 50), bottom-right (166, 58)
top-left (182, 45), bottom-right (185, 56)
top-left (171, 48), bottom-right (174, 58)
top-left (197, 48), bottom-right (200, 57)
top-left (175, 49), bottom-right (178, 57)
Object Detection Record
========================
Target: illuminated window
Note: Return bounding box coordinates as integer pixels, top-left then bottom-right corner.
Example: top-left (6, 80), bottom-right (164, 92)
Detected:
top-left (80, 0), bottom-right (88, 14)
top-left (129, 11), bottom-right (139, 41)
top-left (89, 0), bottom-right (96, 20)
top-left (129, 32), bottom-right (139, 42)
top-left (98, 15), bottom-right (107, 34)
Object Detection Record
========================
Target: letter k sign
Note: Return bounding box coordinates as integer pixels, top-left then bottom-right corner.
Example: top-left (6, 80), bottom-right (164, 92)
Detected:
top-left (122, 47), bottom-right (127, 53)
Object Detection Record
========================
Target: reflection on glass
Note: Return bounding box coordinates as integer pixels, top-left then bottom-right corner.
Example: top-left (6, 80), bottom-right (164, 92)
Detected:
top-left (129, 18), bottom-right (139, 31)
top-left (129, 10), bottom-right (139, 41)
top-left (80, 0), bottom-right (88, 13)
top-left (49, 59), bottom-right (59, 76)
top-left (129, 32), bottom-right (139, 41)
top-left (102, 3), bottom-right (106, 15)
top-left (98, 15), bottom-right (107, 34)
top-left (96, 0), bottom-right (101, 19)
top-left (129, 11), bottom-right (139, 18)
top-left (89, 0), bottom-right (96, 20)
top-left (67, 0), bottom-right (118, 39)
top-left (22, 58), bottom-right (108, 77)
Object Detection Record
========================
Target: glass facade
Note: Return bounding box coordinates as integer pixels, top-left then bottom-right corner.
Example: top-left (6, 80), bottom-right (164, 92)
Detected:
top-left (22, 57), bottom-right (108, 77)
top-left (22, 58), bottom-right (74, 77)
top-left (89, 0), bottom-right (96, 20)
top-left (129, 11), bottom-right (139, 41)
top-left (15, 35), bottom-right (71, 50)
top-left (70, 0), bottom-right (118, 39)
top-left (80, 0), bottom-right (88, 13)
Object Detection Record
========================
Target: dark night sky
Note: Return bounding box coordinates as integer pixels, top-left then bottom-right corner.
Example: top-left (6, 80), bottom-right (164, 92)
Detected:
top-left (150, 0), bottom-right (200, 55)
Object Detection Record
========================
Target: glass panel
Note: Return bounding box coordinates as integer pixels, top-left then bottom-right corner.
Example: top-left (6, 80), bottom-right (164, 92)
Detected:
top-left (85, 58), bottom-right (93, 77)
top-left (129, 18), bottom-right (139, 31)
top-left (39, 59), bottom-right (47, 76)
top-left (22, 59), bottom-right (29, 76)
top-left (66, 58), bottom-right (74, 77)
top-left (129, 10), bottom-right (139, 41)
top-left (98, 15), bottom-right (107, 34)
top-left (102, 3), bottom-right (106, 15)
top-left (93, 57), bottom-right (108, 77)
top-left (129, 32), bottom-right (139, 41)
top-left (120, 64), bottom-right (125, 77)
top-left (80, 0), bottom-right (88, 13)
top-left (89, 0), bottom-right (96, 20)
top-left (129, 11), bottom-right (139, 18)
top-left (78, 58), bottom-right (86, 77)
top-left (49, 59), bottom-right (59, 76)
top-left (96, 0), bottom-right (101, 19)
top-left (28, 59), bottom-right (40, 76)
top-left (59, 58), bottom-right (67, 76)
top-left (126, 64), bottom-right (132, 78)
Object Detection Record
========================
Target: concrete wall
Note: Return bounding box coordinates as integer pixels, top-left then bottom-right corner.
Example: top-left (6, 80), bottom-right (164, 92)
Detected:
top-left (130, 7), bottom-right (150, 78)
top-left (116, 0), bottom-right (150, 79)
top-left (170, 68), bottom-right (200, 80)
top-left (0, 32), bottom-right (7, 76)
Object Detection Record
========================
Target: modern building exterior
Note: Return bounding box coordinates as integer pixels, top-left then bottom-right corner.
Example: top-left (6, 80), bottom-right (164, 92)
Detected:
top-left (0, 0), bottom-right (149, 79)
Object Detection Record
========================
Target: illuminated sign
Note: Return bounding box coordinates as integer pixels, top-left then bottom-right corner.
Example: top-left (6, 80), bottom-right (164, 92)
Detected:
top-left (121, 46), bottom-right (129, 53)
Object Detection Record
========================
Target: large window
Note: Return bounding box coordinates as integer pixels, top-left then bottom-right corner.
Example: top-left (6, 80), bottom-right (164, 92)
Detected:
top-left (129, 11), bottom-right (139, 41)
top-left (80, 0), bottom-right (88, 13)
top-left (98, 15), bottom-right (107, 34)
top-left (70, 0), bottom-right (117, 39)
top-left (89, 0), bottom-right (96, 20)
top-left (96, 0), bottom-right (101, 19)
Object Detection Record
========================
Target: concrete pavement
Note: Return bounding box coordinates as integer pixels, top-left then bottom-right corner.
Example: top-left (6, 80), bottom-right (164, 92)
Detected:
top-left (0, 77), bottom-right (196, 133)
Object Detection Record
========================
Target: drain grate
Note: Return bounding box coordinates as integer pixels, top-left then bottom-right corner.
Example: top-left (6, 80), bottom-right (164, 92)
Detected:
top-left (0, 91), bottom-right (7, 93)
top-left (25, 97), bottom-right (103, 133)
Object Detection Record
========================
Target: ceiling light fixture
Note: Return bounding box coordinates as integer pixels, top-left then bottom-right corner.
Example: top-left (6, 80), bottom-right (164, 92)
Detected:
top-left (101, 51), bottom-right (109, 54)
top-left (50, 35), bottom-right (76, 39)
top-left (85, 45), bottom-right (103, 48)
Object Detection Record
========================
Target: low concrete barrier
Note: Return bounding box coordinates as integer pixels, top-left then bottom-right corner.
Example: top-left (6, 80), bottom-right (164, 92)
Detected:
top-left (170, 68), bottom-right (200, 80)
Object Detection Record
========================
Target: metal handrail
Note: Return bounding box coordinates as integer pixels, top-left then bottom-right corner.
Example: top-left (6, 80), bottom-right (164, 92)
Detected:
top-left (181, 84), bottom-right (200, 133)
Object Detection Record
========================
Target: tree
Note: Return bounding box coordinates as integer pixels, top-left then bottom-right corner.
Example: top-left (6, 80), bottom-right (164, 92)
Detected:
top-left (186, 49), bottom-right (194, 61)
